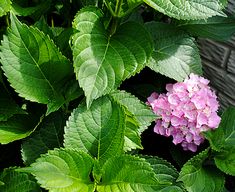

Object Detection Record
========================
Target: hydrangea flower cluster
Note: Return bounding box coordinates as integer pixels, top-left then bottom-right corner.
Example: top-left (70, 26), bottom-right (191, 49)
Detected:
top-left (147, 74), bottom-right (221, 152)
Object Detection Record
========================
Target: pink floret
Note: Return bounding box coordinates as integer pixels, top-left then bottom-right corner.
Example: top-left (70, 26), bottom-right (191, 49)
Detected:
top-left (147, 74), bottom-right (221, 152)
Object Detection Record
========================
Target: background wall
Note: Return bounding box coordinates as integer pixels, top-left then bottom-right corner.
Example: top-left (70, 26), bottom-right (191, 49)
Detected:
top-left (198, 0), bottom-right (235, 109)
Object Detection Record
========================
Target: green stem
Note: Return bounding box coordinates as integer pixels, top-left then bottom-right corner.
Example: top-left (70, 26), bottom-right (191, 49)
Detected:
top-left (51, 16), bottom-right (54, 28)
top-left (5, 13), bottom-right (10, 27)
top-left (109, 0), bottom-right (123, 35)
top-left (103, 0), bottom-right (115, 16)
top-left (115, 0), bottom-right (123, 17)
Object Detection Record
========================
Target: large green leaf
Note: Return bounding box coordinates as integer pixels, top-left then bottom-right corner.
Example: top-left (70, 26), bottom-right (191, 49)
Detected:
top-left (0, 84), bottom-right (25, 121)
top-left (214, 147), bottom-right (235, 176)
top-left (146, 22), bottom-right (202, 81)
top-left (0, 0), bottom-right (11, 17)
top-left (110, 90), bottom-right (155, 132)
top-left (142, 155), bottom-right (185, 191)
top-left (20, 148), bottom-right (95, 192)
top-left (177, 16), bottom-right (235, 41)
top-left (21, 112), bottom-right (65, 165)
top-left (178, 149), bottom-right (225, 192)
top-left (0, 114), bottom-right (38, 144)
top-left (143, 0), bottom-right (226, 20)
top-left (0, 14), bottom-right (72, 114)
top-left (204, 107), bottom-right (235, 151)
top-left (96, 155), bottom-right (161, 192)
top-left (72, 7), bottom-right (153, 107)
top-left (64, 96), bottom-right (125, 165)
top-left (0, 168), bottom-right (40, 192)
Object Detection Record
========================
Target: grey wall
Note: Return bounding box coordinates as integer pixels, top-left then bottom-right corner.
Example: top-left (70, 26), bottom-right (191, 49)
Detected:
top-left (198, 0), bottom-right (235, 109)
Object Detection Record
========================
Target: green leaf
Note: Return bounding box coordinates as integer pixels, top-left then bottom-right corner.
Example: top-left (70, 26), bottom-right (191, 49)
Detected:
top-left (142, 155), bottom-right (185, 191)
top-left (21, 112), bottom-right (65, 165)
top-left (96, 155), bottom-right (161, 192)
top-left (124, 113), bottom-right (143, 151)
top-left (0, 0), bottom-right (11, 17)
top-left (146, 22), bottom-right (202, 81)
top-left (214, 147), bottom-right (235, 176)
top-left (0, 114), bottom-right (38, 144)
top-left (178, 148), bottom-right (225, 192)
top-left (0, 168), bottom-right (40, 192)
top-left (220, 0), bottom-right (228, 7)
top-left (110, 90), bottom-right (156, 132)
top-left (63, 78), bottom-right (83, 104)
top-left (34, 16), bottom-right (54, 39)
top-left (55, 28), bottom-right (74, 58)
top-left (143, 0), bottom-right (226, 20)
top-left (109, 90), bottom-right (155, 151)
top-left (204, 107), bottom-right (235, 151)
top-left (177, 16), bottom-right (235, 41)
top-left (11, 1), bottom-right (51, 16)
top-left (72, 7), bottom-right (153, 107)
top-left (0, 84), bottom-right (26, 121)
top-left (0, 14), bottom-right (72, 115)
top-left (64, 96), bottom-right (125, 165)
top-left (27, 0), bottom-right (52, 21)
top-left (20, 148), bottom-right (95, 192)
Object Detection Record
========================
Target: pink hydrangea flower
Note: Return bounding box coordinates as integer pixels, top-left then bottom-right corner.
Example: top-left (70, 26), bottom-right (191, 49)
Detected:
top-left (147, 74), bottom-right (221, 152)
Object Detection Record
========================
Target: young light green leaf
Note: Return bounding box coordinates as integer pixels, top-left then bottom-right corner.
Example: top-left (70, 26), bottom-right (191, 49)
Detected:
top-left (146, 22), bottom-right (202, 81)
top-left (214, 147), bottom-right (235, 176)
top-left (220, 0), bottom-right (228, 7)
top-left (0, 114), bottom-right (38, 144)
top-left (177, 16), bottom-right (235, 41)
top-left (0, 14), bottom-right (72, 115)
top-left (142, 155), bottom-right (185, 191)
top-left (143, 0), bottom-right (226, 20)
top-left (72, 7), bottom-right (153, 107)
top-left (0, 0), bottom-right (11, 17)
top-left (64, 96), bottom-right (125, 165)
top-left (204, 107), bottom-right (235, 151)
top-left (0, 168), bottom-right (40, 192)
top-left (20, 148), bottom-right (95, 192)
top-left (0, 84), bottom-right (26, 121)
top-left (110, 90), bottom-right (156, 133)
top-left (96, 155), bottom-right (161, 192)
top-left (21, 112), bottom-right (65, 165)
top-left (178, 148), bottom-right (225, 192)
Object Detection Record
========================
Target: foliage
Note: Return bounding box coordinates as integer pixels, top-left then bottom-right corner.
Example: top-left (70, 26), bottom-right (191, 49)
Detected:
top-left (0, 0), bottom-right (235, 191)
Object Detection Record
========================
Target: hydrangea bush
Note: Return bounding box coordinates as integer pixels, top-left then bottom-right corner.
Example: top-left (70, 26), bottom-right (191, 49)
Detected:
top-left (0, 0), bottom-right (235, 192)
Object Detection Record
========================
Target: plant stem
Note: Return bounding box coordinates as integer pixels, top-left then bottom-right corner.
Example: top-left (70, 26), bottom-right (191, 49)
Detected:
top-left (109, 0), bottom-right (123, 36)
top-left (103, 0), bottom-right (115, 16)
top-left (5, 13), bottom-right (10, 27)
top-left (115, 0), bottom-right (123, 17)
